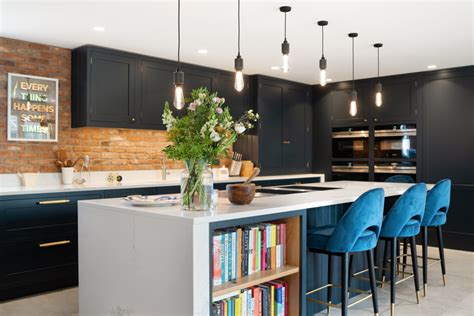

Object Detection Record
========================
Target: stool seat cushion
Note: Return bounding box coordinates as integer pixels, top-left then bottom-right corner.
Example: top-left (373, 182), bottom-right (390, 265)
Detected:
top-left (398, 218), bottom-right (421, 238)
top-left (308, 225), bottom-right (377, 252)
top-left (426, 212), bottom-right (447, 227)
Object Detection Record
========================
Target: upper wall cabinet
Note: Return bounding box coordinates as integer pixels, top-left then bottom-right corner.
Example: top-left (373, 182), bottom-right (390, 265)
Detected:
top-left (72, 45), bottom-right (228, 130)
top-left (329, 82), bottom-right (369, 126)
top-left (137, 58), bottom-right (175, 129)
top-left (72, 46), bottom-right (138, 128)
top-left (217, 72), bottom-right (250, 119)
top-left (372, 75), bottom-right (418, 123)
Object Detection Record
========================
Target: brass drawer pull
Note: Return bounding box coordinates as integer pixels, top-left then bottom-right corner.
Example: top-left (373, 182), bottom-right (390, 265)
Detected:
top-left (282, 140), bottom-right (291, 144)
top-left (37, 199), bottom-right (70, 205)
top-left (39, 240), bottom-right (71, 248)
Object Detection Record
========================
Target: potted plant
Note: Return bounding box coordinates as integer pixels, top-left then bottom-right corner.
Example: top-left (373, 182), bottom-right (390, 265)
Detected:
top-left (162, 87), bottom-right (258, 211)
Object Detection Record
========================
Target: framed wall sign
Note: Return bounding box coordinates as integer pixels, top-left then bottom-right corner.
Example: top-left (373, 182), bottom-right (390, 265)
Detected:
top-left (7, 73), bottom-right (59, 142)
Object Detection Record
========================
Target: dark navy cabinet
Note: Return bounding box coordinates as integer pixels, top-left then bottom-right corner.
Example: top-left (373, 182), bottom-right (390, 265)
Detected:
top-left (372, 75), bottom-right (418, 123)
top-left (0, 192), bottom-right (101, 301)
top-left (249, 76), bottom-right (312, 175)
top-left (217, 72), bottom-right (250, 119)
top-left (329, 81), bottom-right (370, 126)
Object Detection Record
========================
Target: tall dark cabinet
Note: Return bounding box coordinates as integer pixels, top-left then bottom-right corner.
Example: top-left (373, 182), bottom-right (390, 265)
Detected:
top-left (421, 67), bottom-right (474, 250)
top-left (249, 76), bottom-right (312, 175)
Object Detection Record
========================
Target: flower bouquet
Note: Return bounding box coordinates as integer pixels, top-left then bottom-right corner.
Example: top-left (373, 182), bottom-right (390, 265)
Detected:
top-left (162, 87), bottom-right (259, 211)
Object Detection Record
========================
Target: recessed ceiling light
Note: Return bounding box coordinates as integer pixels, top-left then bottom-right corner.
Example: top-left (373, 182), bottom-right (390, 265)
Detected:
top-left (427, 64), bottom-right (437, 69)
top-left (326, 78), bottom-right (333, 82)
top-left (197, 49), bottom-right (208, 54)
top-left (92, 26), bottom-right (105, 32)
top-left (271, 66), bottom-right (280, 70)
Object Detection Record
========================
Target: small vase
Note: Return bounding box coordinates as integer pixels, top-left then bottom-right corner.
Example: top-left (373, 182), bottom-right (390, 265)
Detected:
top-left (61, 167), bottom-right (74, 185)
top-left (180, 159), bottom-right (214, 211)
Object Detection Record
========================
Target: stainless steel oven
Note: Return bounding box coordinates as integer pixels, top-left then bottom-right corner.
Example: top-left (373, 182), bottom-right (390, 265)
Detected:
top-left (374, 124), bottom-right (416, 159)
top-left (332, 127), bottom-right (369, 159)
top-left (332, 162), bottom-right (369, 181)
top-left (374, 162), bottom-right (416, 182)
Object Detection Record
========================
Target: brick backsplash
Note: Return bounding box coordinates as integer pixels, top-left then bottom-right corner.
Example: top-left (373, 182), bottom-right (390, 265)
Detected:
top-left (0, 37), bottom-right (184, 173)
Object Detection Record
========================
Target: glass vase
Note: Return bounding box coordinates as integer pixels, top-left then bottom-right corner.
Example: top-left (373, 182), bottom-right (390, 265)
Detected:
top-left (180, 159), bottom-right (214, 211)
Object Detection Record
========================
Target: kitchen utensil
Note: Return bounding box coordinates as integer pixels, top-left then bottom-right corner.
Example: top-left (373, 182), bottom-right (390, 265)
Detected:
top-left (243, 167), bottom-right (260, 185)
top-left (226, 183), bottom-right (256, 205)
top-left (61, 167), bottom-right (74, 185)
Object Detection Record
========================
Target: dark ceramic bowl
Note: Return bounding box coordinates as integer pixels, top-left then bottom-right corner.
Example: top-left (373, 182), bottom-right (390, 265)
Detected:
top-left (226, 183), bottom-right (256, 205)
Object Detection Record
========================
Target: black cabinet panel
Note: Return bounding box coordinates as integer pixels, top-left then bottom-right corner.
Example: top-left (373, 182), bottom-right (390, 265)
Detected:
top-left (181, 65), bottom-right (218, 93)
top-left (329, 83), bottom-right (368, 126)
top-left (422, 70), bottom-right (474, 184)
top-left (373, 76), bottom-right (417, 123)
top-left (138, 59), bottom-right (175, 129)
top-left (258, 81), bottom-right (283, 174)
top-left (218, 72), bottom-right (250, 118)
top-left (282, 87), bottom-right (310, 173)
top-left (443, 185), bottom-right (474, 235)
top-left (90, 51), bottom-right (136, 125)
top-left (103, 187), bottom-right (156, 198)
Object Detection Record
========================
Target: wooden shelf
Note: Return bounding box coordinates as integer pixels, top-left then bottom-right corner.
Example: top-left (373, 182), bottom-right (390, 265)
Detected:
top-left (212, 265), bottom-right (299, 298)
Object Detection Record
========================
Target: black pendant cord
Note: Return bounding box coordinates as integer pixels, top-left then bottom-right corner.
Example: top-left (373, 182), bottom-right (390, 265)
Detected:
top-left (352, 37), bottom-right (355, 91)
top-left (237, 0), bottom-right (241, 57)
top-left (377, 47), bottom-right (380, 83)
top-left (284, 12), bottom-right (287, 41)
top-left (321, 25), bottom-right (324, 57)
top-left (177, 0), bottom-right (181, 70)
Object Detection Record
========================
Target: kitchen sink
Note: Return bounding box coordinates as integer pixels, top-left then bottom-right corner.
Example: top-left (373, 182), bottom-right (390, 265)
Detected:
top-left (282, 185), bottom-right (342, 191)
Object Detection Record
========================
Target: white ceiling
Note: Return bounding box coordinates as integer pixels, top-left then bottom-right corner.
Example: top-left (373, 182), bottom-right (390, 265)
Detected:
top-left (1, 0), bottom-right (473, 84)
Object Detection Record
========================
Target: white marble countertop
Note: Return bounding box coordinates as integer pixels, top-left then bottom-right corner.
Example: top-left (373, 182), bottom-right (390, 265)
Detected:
top-left (0, 173), bottom-right (324, 197)
top-left (79, 181), bottom-right (432, 224)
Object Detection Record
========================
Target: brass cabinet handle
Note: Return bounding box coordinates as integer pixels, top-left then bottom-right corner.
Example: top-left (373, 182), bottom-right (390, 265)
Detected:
top-left (37, 199), bottom-right (70, 205)
top-left (282, 140), bottom-right (291, 144)
top-left (39, 240), bottom-right (71, 248)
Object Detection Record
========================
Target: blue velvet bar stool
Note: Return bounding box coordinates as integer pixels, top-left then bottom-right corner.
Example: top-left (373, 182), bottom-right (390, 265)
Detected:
top-left (306, 188), bottom-right (385, 316)
top-left (420, 179), bottom-right (451, 296)
top-left (385, 175), bottom-right (415, 183)
top-left (379, 183), bottom-right (427, 316)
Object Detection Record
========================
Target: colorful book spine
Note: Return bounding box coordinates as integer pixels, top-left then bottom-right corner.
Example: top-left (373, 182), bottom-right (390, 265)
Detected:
top-left (213, 233), bottom-right (223, 286)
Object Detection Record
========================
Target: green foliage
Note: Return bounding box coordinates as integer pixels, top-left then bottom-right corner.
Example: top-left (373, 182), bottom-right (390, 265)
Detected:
top-left (162, 87), bottom-right (259, 163)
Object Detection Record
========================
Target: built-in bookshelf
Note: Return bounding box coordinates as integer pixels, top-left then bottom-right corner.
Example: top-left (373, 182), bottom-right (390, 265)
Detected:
top-left (211, 215), bottom-right (301, 315)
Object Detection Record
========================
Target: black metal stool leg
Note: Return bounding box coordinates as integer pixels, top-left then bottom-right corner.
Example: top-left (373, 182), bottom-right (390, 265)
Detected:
top-left (402, 238), bottom-right (408, 278)
top-left (437, 226), bottom-right (447, 286)
top-left (422, 226), bottom-right (428, 296)
top-left (348, 254), bottom-right (354, 297)
top-left (341, 253), bottom-right (349, 316)
top-left (367, 249), bottom-right (379, 316)
top-left (390, 237), bottom-right (397, 316)
top-left (381, 239), bottom-right (389, 287)
top-left (327, 254), bottom-right (333, 314)
top-left (410, 236), bottom-right (421, 304)
top-left (396, 239), bottom-right (401, 276)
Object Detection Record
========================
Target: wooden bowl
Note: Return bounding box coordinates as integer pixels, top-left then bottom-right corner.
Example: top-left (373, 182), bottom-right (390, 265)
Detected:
top-left (226, 183), bottom-right (256, 205)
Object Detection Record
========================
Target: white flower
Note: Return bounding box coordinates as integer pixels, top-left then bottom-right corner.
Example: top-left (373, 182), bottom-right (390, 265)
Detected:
top-left (215, 107), bottom-right (223, 114)
top-left (212, 97), bottom-right (220, 104)
top-left (162, 110), bottom-right (176, 131)
top-left (194, 99), bottom-right (202, 106)
top-left (234, 123), bottom-right (246, 134)
top-left (198, 93), bottom-right (206, 100)
top-left (189, 102), bottom-right (196, 111)
top-left (210, 130), bottom-right (221, 142)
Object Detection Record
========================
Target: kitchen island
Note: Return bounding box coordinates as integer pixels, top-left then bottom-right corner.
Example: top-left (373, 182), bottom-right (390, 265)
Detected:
top-left (78, 181), bottom-right (422, 316)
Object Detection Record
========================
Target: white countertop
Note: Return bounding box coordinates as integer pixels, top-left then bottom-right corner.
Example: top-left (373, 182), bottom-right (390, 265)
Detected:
top-left (79, 181), bottom-right (431, 224)
top-left (0, 173), bottom-right (324, 197)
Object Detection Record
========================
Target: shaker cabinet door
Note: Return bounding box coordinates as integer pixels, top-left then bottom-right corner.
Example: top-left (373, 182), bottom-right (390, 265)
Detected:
top-left (138, 59), bottom-right (175, 129)
top-left (90, 51), bottom-right (136, 125)
top-left (330, 84), bottom-right (368, 126)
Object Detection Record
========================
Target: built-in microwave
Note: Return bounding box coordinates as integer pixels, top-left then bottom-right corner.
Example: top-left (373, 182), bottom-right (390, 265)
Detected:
top-left (332, 127), bottom-right (369, 159)
top-left (332, 162), bottom-right (369, 181)
top-left (374, 124), bottom-right (416, 159)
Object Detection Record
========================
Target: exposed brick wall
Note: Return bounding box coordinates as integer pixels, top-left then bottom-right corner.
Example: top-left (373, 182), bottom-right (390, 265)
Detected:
top-left (0, 37), bottom-right (183, 173)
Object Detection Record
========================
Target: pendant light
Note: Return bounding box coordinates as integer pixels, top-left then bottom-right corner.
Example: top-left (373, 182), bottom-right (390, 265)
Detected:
top-left (173, 0), bottom-right (185, 109)
top-left (374, 43), bottom-right (383, 107)
top-left (348, 33), bottom-right (358, 117)
top-left (317, 20), bottom-right (328, 86)
top-left (280, 6), bottom-right (291, 73)
top-left (234, 0), bottom-right (244, 92)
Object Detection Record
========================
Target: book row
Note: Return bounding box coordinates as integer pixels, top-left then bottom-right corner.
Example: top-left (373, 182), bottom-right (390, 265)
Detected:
top-left (212, 279), bottom-right (289, 316)
top-left (212, 223), bottom-right (287, 286)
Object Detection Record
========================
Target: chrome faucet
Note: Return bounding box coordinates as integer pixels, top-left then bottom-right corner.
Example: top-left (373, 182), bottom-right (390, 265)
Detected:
top-left (161, 157), bottom-right (167, 180)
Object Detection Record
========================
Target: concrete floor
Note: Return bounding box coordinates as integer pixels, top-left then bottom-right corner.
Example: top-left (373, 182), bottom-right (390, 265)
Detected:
top-left (0, 247), bottom-right (472, 316)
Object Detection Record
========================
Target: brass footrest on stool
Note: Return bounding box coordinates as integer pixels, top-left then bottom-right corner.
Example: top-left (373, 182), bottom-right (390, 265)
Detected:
top-left (306, 283), bottom-right (377, 314)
